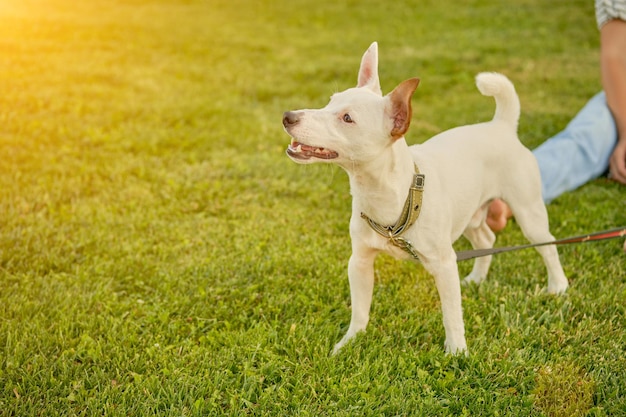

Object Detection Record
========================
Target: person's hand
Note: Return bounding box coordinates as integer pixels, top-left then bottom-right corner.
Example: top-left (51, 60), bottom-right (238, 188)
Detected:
top-left (609, 137), bottom-right (626, 184)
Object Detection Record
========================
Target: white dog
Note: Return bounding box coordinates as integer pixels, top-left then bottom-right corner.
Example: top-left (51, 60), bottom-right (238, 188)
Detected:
top-left (283, 42), bottom-right (568, 354)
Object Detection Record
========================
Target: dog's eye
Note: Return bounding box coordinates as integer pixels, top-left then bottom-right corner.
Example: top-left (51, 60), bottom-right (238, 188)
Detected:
top-left (342, 113), bottom-right (354, 123)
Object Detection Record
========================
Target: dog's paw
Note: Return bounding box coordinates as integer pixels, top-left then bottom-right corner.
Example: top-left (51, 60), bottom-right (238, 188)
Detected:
top-left (461, 271), bottom-right (486, 287)
top-left (546, 271), bottom-right (569, 295)
top-left (332, 334), bottom-right (354, 356)
top-left (445, 341), bottom-right (468, 356)
top-left (332, 326), bottom-right (367, 355)
top-left (547, 278), bottom-right (569, 295)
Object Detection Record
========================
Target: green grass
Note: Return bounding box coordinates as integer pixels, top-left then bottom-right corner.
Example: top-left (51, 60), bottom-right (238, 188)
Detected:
top-left (0, 0), bottom-right (625, 415)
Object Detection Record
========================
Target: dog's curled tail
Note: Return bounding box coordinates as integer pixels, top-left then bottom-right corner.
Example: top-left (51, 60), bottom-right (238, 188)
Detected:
top-left (475, 72), bottom-right (520, 130)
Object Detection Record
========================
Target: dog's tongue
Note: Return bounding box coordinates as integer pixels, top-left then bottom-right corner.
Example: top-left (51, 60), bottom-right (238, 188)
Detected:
top-left (287, 141), bottom-right (338, 160)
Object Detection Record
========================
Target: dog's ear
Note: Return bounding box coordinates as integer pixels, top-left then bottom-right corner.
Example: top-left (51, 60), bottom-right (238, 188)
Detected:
top-left (387, 78), bottom-right (420, 140)
top-left (357, 42), bottom-right (382, 95)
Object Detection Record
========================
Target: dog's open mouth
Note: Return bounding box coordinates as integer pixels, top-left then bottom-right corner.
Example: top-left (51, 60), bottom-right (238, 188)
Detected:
top-left (286, 141), bottom-right (338, 160)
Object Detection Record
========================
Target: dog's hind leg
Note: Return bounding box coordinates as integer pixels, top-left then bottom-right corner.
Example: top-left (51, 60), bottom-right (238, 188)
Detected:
top-left (507, 198), bottom-right (569, 294)
top-left (462, 227), bottom-right (496, 286)
top-left (462, 205), bottom-right (496, 286)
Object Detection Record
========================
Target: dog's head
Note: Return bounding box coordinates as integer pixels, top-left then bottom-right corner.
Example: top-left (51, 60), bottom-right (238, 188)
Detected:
top-left (283, 42), bottom-right (419, 167)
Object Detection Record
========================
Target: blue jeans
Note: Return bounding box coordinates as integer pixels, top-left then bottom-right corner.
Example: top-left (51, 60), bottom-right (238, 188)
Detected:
top-left (534, 91), bottom-right (618, 203)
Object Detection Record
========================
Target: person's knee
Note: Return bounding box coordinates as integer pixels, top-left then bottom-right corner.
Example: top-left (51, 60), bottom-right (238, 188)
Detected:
top-left (601, 20), bottom-right (626, 64)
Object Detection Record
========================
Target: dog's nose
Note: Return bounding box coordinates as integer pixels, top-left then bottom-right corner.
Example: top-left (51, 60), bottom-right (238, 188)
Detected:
top-left (283, 111), bottom-right (301, 127)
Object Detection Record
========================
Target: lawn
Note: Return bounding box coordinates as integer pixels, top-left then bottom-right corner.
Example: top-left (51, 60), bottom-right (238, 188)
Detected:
top-left (0, 0), bottom-right (625, 415)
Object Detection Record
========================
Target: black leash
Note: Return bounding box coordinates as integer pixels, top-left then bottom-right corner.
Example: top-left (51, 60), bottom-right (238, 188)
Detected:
top-left (456, 226), bottom-right (626, 261)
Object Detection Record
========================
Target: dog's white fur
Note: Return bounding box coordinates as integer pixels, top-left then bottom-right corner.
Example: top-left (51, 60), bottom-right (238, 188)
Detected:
top-left (283, 42), bottom-right (568, 354)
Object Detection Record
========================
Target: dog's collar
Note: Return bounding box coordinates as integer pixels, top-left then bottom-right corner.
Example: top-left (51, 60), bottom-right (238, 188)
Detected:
top-left (360, 165), bottom-right (425, 259)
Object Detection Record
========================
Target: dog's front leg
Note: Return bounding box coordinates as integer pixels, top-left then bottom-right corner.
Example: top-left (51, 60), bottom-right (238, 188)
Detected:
top-left (333, 249), bottom-right (377, 354)
top-left (422, 254), bottom-right (468, 355)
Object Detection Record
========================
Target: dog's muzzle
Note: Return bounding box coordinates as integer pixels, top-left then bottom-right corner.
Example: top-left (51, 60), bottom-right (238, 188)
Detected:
top-left (283, 111), bottom-right (339, 160)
